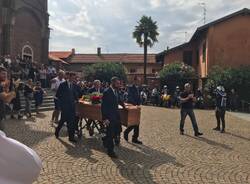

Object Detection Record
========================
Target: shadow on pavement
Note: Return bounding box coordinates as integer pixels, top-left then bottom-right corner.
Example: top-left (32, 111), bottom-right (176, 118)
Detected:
top-left (225, 132), bottom-right (250, 142)
top-left (112, 144), bottom-right (184, 184)
top-left (58, 136), bottom-right (183, 184)
top-left (185, 134), bottom-right (233, 150)
top-left (58, 138), bottom-right (100, 164)
top-left (4, 118), bottom-right (53, 148)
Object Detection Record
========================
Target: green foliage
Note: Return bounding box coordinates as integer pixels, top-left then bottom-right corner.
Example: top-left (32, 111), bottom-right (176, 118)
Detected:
top-left (159, 62), bottom-right (197, 92)
top-left (133, 15), bottom-right (159, 84)
top-left (133, 15), bottom-right (159, 47)
top-left (84, 62), bottom-right (127, 83)
top-left (205, 65), bottom-right (250, 101)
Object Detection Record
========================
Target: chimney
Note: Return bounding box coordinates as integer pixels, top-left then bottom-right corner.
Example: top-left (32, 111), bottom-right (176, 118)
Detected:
top-left (72, 48), bottom-right (75, 55)
top-left (97, 47), bottom-right (101, 56)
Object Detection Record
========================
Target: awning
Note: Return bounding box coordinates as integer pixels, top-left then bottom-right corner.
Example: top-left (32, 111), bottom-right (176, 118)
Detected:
top-left (49, 54), bottom-right (69, 65)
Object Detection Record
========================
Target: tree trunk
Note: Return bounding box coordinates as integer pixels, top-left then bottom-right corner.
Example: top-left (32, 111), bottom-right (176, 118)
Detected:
top-left (143, 35), bottom-right (148, 85)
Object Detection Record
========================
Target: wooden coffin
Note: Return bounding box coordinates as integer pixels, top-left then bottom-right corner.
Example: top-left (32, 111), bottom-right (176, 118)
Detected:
top-left (76, 101), bottom-right (141, 127)
top-left (119, 105), bottom-right (141, 127)
top-left (76, 101), bottom-right (102, 121)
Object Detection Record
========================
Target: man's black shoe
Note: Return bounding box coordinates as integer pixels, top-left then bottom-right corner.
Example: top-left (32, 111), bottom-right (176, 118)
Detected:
top-left (180, 131), bottom-right (184, 135)
top-left (114, 136), bottom-right (120, 146)
top-left (220, 129), bottom-right (225, 133)
top-left (69, 138), bottom-right (77, 143)
top-left (132, 139), bottom-right (143, 145)
top-left (55, 130), bottom-right (59, 139)
top-left (102, 137), bottom-right (107, 148)
top-left (213, 127), bottom-right (220, 131)
top-left (123, 132), bottom-right (128, 142)
top-left (108, 151), bottom-right (118, 159)
top-left (195, 132), bottom-right (203, 137)
top-left (18, 115), bottom-right (23, 120)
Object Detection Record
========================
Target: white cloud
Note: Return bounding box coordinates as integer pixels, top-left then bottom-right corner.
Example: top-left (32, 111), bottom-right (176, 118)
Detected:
top-left (48, 0), bottom-right (250, 53)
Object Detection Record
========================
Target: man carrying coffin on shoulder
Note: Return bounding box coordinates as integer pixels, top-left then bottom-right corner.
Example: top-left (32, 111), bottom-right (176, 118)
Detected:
top-left (123, 77), bottom-right (143, 144)
top-left (55, 72), bottom-right (79, 143)
top-left (101, 77), bottom-right (125, 158)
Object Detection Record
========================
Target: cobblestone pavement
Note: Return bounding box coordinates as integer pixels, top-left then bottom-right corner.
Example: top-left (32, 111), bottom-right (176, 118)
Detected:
top-left (4, 107), bottom-right (250, 184)
top-left (228, 112), bottom-right (250, 122)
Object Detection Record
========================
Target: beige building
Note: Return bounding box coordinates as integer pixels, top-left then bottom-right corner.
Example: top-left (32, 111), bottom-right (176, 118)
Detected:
top-left (49, 48), bottom-right (162, 85)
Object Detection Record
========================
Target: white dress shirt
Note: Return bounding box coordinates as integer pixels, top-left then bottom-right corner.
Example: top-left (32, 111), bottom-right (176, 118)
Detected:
top-left (0, 131), bottom-right (42, 184)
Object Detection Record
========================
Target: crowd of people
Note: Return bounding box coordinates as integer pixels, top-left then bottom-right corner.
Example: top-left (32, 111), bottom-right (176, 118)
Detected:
top-left (0, 57), bottom-right (243, 159)
top-left (0, 54), bottom-right (61, 120)
top-left (0, 55), bottom-right (58, 88)
top-left (147, 85), bottom-right (240, 111)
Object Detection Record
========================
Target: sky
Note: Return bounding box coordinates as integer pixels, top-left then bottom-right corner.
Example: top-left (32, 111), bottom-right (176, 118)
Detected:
top-left (48, 0), bottom-right (249, 54)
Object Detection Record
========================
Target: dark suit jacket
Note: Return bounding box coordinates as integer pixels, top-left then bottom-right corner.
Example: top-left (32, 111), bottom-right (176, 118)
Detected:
top-left (56, 81), bottom-right (78, 120)
top-left (127, 85), bottom-right (141, 106)
top-left (101, 87), bottom-right (124, 123)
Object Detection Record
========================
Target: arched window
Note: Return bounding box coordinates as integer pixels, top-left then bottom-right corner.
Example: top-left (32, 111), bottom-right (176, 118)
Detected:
top-left (22, 45), bottom-right (33, 62)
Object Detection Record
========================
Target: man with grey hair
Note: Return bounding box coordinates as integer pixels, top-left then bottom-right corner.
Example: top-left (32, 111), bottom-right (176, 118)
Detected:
top-left (88, 79), bottom-right (103, 94)
top-left (179, 83), bottom-right (203, 137)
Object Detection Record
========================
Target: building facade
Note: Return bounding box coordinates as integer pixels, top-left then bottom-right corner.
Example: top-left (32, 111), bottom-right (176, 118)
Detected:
top-left (158, 8), bottom-right (250, 85)
top-left (49, 48), bottom-right (162, 85)
top-left (0, 0), bottom-right (49, 63)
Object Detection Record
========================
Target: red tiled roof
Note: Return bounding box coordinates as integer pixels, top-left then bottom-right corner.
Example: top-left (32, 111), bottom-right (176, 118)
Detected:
top-left (49, 51), bottom-right (72, 59)
top-left (69, 54), bottom-right (157, 64)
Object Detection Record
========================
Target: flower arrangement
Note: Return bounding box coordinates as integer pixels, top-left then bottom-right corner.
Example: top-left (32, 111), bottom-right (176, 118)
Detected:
top-left (91, 95), bottom-right (102, 104)
top-left (162, 94), bottom-right (171, 101)
top-left (81, 92), bottom-right (103, 104)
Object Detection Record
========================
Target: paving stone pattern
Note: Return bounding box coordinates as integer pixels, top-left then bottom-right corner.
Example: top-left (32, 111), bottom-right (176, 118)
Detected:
top-left (4, 107), bottom-right (250, 184)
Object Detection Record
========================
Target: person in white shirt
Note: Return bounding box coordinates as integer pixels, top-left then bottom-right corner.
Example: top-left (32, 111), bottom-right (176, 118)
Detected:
top-left (39, 65), bottom-right (47, 88)
top-left (50, 70), bottom-right (65, 125)
top-left (0, 130), bottom-right (42, 184)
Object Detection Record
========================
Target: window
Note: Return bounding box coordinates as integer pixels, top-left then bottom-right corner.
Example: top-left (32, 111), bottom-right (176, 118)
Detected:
top-left (22, 45), bottom-right (33, 62)
top-left (130, 68), bottom-right (137, 73)
top-left (183, 51), bottom-right (193, 66)
top-left (202, 42), bottom-right (207, 63)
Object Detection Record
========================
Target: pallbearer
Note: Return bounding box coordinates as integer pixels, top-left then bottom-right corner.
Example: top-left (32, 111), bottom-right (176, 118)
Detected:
top-left (101, 77), bottom-right (126, 158)
top-left (123, 77), bottom-right (143, 144)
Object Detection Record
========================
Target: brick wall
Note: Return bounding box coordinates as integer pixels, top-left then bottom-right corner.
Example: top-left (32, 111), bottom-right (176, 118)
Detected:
top-left (207, 15), bottom-right (250, 70)
top-left (11, 10), bottom-right (43, 62)
top-left (0, 0), bottom-right (49, 63)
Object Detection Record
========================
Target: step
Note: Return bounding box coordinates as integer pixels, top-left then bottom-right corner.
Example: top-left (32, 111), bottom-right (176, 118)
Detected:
top-left (20, 99), bottom-right (54, 104)
top-left (21, 107), bottom-right (54, 112)
top-left (21, 105), bottom-right (55, 112)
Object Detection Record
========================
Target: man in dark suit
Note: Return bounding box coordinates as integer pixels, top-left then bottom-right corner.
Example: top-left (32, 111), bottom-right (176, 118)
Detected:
top-left (123, 79), bottom-right (143, 144)
top-left (55, 72), bottom-right (79, 143)
top-left (88, 80), bottom-right (103, 94)
top-left (101, 77), bottom-right (125, 158)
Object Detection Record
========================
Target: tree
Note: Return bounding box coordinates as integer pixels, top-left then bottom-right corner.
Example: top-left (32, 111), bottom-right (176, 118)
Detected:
top-left (133, 15), bottom-right (159, 84)
top-left (84, 62), bottom-right (127, 83)
top-left (159, 62), bottom-right (197, 93)
top-left (205, 65), bottom-right (250, 101)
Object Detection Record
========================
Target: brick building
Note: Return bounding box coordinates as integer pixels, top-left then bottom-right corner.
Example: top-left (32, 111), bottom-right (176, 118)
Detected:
top-left (157, 8), bottom-right (250, 86)
top-left (0, 0), bottom-right (49, 63)
top-left (49, 48), bottom-right (162, 85)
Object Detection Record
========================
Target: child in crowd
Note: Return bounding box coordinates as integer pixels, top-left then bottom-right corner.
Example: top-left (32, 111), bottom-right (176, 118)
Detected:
top-left (33, 82), bottom-right (46, 114)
